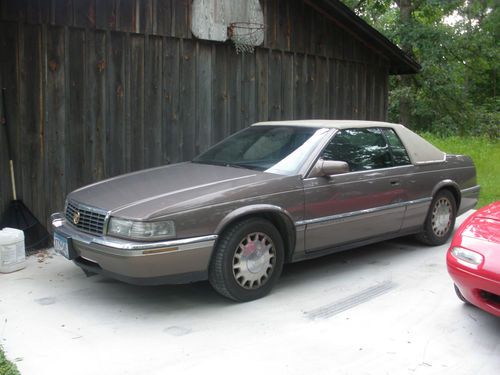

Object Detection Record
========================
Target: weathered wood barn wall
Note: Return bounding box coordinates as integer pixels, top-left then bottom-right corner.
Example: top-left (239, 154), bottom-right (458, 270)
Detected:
top-left (0, 0), bottom-right (418, 227)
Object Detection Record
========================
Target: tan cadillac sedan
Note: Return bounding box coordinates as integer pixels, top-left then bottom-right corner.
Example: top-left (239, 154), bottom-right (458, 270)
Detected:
top-left (52, 120), bottom-right (480, 301)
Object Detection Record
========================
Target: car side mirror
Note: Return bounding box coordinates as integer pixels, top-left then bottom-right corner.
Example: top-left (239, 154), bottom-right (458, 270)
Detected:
top-left (310, 159), bottom-right (349, 178)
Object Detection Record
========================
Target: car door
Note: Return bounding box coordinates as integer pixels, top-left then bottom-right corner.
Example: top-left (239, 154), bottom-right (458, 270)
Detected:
top-left (303, 127), bottom-right (409, 252)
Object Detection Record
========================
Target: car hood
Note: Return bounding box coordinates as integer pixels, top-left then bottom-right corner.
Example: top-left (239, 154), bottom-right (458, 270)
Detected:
top-left (68, 162), bottom-right (291, 220)
top-left (461, 203), bottom-right (500, 244)
top-left (475, 202), bottom-right (500, 222)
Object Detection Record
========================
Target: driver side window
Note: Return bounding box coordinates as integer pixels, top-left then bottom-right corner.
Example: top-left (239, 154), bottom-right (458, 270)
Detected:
top-left (322, 128), bottom-right (393, 171)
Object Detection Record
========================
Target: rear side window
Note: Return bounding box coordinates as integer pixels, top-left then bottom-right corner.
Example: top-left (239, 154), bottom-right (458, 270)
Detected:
top-left (322, 128), bottom-right (392, 171)
top-left (383, 129), bottom-right (412, 166)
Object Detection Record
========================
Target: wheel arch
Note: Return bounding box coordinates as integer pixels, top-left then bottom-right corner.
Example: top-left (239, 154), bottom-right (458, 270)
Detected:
top-left (214, 205), bottom-right (297, 263)
top-left (431, 180), bottom-right (461, 209)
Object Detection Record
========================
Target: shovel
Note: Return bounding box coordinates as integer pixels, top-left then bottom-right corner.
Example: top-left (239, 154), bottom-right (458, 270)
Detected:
top-left (1, 87), bottom-right (50, 251)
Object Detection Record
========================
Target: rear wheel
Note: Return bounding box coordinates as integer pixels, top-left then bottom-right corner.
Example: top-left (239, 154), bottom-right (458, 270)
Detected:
top-left (416, 190), bottom-right (456, 246)
top-left (209, 218), bottom-right (284, 302)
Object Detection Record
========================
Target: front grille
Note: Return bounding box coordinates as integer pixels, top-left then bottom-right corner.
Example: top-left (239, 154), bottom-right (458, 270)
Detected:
top-left (65, 201), bottom-right (107, 235)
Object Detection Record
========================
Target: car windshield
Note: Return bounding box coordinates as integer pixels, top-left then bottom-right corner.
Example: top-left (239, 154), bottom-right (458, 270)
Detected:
top-left (193, 126), bottom-right (329, 176)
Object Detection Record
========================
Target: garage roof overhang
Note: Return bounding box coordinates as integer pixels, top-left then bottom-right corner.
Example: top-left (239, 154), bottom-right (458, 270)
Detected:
top-left (306, 0), bottom-right (421, 75)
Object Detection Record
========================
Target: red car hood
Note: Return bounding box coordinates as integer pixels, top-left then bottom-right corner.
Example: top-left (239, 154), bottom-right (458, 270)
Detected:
top-left (462, 202), bottom-right (500, 244)
top-left (462, 217), bottom-right (500, 244)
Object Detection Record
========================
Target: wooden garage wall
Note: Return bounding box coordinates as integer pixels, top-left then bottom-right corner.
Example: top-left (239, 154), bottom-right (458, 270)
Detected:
top-left (0, 0), bottom-right (390, 227)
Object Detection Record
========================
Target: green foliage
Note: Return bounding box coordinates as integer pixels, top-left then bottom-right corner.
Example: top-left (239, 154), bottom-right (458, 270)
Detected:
top-left (344, 0), bottom-right (499, 139)
top-left (0, 348), bottom-right (20, 375)
top-left (421, 133), bottom-right (500, 207)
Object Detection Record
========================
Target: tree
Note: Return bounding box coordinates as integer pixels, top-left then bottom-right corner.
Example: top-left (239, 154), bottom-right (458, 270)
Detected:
top-left (344, 0), bottom-right (499, 138)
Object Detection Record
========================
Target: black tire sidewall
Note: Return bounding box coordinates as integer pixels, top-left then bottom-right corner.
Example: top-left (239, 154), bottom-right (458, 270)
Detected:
top-left (217, 218), bottom-right (284, 302)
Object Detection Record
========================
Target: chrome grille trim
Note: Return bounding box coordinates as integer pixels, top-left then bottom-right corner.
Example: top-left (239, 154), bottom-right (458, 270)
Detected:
top-left (65, 200), bottom-right (108, 235)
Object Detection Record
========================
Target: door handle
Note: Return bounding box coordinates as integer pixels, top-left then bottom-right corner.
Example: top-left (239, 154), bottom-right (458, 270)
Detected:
top-left (390, 180), bottom-right (400, 187)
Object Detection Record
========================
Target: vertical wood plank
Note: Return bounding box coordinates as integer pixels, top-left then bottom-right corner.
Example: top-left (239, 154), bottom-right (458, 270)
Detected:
top-left (163, 37), bottom-right (180, 163)
top-left (67, 27), bottom-right (87, 189)
top-left (139, 0), bottom-right (153, 34)
top-left (288, 0), bottom-right (302, 53)
top-left (241, 52), bottom-right (257, 126)
top-left (53, 0), bottom-right (73, 26)
top-left (1, 0), bottom-right (25, 22)
top-left (304, 4), bottom-right (314, 55)
top-left (351, 63), bottom-right (359, 119)
top-left (293, 53), bottom-right (306, 119)
top-left (129, 33), bottom-right (145, 171)
top-left (195, 42), bottom-right (213, 152)
top-left (172, 0), bottom-right (189, 38)
top-left (256, 48), bottom-right (269, 121)
top-left (46, 25), bottom-right (66, 213)
top-left (117, 0), bottom-right (134, 32)
top-left (18, 24), bottom-right (46, 222)
top-left (313, 56), bottom-right (327, 118)
top-left (335, 60), bottom-right (345, 119)
top-left (96, 0), bottom-right (116, 30)
top-left (73, 0), bottom-right (96, 28)
top-left (179, 39), bottom-right (196, 160)
top-left (228, 51), bottom-right (242, 134)
top-left (269, 50), bottom-right (282, 120)
top-left (155, 0), bottom-right (172, 37)
top-left (265, 0), bottom-right (277, 50)
top-left (305, 55), bottom-right (314, 118)
top-left (213, 44), bottom-right (228, 142)
top-left (328, 58), bottom-right (339, 118)
top-left (346, 63), bottom-right (355, 119)
top-left (358, 64), bottom-right (367, 119)
top-left (333, 26), bottom-right (344, 60)
top-left (106, 31), bottom-right (126, 176)
top-left (86, 29), bottom-right (107, 182)
top-left (26, 0), bottom-right (42, 24)
top-left (144, 35), bottom-right (163, 167)
top-left (282, 52), bottom-right (294, 119)
top-left (382, 68), bottom-right (389, 121)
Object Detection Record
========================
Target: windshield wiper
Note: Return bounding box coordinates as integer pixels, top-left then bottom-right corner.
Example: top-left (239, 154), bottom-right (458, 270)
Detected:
top-left (192, 160), bottom-right (257, 170)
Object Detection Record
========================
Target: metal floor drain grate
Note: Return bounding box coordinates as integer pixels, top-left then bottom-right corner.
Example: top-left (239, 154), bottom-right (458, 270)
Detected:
top-left (304, 280), bottom-right (397, 320)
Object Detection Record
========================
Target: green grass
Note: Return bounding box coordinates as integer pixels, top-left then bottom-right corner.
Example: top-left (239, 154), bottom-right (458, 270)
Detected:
top-left (421, 133), bottom-right (500, 208)
top-left (0, 347), bottom-right (20, 375)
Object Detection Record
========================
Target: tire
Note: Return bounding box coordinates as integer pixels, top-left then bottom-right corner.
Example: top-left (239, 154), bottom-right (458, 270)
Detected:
top-left (209, 218), bottom-right (285, 302)
top-left (454, 284), bottom-right (471, 305)
top-left (416, 190), bottom-right (457, 246)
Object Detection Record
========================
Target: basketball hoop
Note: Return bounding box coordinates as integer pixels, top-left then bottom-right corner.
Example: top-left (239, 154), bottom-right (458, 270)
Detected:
top-left (228, 21), bottom-right (265, 54)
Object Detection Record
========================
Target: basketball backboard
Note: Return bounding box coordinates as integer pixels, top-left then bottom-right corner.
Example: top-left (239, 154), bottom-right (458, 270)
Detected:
top-left (191, 0), bottom-right (265, 46)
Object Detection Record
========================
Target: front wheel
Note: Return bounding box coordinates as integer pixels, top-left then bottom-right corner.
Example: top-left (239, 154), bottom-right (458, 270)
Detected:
top-left (416, 190), bottom-right (457, 246)
top-left (454, 284), bottom-right (471, 305)
top-left (209, 218), bottom-right (284, 302)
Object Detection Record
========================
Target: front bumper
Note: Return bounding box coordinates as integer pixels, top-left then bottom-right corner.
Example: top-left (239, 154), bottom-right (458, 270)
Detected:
top-left (447, 254), bottom-right (500, 317)
top-left (51, 213), bottom-right (217, 285)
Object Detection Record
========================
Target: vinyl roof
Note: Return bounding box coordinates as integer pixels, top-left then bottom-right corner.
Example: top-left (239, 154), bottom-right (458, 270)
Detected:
top-left (253, 120), bottom-right (397, 129)
top-left (306, 0), bottom-right (421, 75)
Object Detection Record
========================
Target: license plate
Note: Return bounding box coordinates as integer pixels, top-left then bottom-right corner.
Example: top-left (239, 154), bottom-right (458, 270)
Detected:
top-left (54, 232), bottom-right (71, 259)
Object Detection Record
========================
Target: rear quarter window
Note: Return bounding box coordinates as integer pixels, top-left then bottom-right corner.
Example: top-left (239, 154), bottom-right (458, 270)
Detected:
top-left (383, 129), bottom-right (412, 166)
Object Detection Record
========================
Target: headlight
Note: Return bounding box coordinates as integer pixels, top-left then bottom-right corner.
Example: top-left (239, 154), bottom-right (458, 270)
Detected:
top-left (108, 218), bottom-right (176, 240)
top-left (451, 247), bottom-right (484, 267)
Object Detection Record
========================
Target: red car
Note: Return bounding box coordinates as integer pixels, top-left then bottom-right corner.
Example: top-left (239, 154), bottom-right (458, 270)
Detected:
top-left (447, 201), bottom-right (500, 317)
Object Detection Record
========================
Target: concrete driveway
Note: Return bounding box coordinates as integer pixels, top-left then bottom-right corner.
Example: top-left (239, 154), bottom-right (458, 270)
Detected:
top-left (1, 211), bottom-right (499, 375)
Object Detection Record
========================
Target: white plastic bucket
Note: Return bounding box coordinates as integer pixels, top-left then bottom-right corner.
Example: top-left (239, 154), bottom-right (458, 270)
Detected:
top-left (0, 227), bottom-right (26, 273)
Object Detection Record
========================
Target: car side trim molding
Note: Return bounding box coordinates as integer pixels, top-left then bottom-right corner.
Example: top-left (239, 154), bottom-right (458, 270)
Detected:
top-left (460, 185), bottom-right (481, 195)
top-left (92, 235), bottom-right (219, 251)
top-left (295, 198), bottom-right (432, 226)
